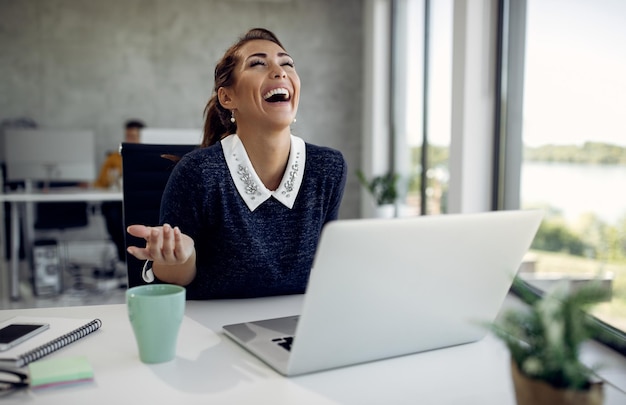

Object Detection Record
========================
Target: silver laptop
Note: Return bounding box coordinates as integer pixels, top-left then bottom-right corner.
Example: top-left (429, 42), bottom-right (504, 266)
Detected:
top-left (223, 210), bottom-right (543, 376)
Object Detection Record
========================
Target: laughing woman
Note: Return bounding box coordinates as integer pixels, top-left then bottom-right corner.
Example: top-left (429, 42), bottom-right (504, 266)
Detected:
top-left (126, 28), bottom-right (347, 299)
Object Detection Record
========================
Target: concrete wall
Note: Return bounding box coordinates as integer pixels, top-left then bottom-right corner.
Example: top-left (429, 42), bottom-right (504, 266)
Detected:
top-left (0, 0), bottom-right (363, 218)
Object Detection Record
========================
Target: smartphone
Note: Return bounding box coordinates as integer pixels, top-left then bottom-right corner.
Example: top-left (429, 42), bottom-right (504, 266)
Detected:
top-left (0, 323), bottom-right (50, 351)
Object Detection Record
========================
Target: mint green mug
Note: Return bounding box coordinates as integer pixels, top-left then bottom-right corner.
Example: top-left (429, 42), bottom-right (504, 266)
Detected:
top-left (126, 284), bottom-right (186, 364)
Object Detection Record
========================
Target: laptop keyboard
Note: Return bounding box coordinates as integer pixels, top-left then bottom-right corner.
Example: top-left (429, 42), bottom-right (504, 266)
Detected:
top-left (272, 336), bottom-right (294, 351)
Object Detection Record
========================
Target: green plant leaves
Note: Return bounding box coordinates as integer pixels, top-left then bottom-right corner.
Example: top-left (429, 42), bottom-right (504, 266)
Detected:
top-left (356, 170), bottom-right (399, 206)
top-left (491, 277), bottom-right (611, 390)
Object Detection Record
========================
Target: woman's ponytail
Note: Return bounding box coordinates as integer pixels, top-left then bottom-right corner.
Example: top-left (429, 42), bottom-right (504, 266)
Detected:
top-left (202, 94), bottom-right (235, 147)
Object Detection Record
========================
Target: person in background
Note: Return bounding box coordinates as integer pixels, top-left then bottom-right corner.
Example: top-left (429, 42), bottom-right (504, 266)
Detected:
top-left (94, 120), bottom-right (144, 190)
top-left (95, 119), bottom-right (145, 279)
top-left (126, 28), bottom-right (347, 299)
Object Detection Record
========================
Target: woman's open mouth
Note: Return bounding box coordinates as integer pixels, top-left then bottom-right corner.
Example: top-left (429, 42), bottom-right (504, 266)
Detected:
top-left (263, 87), bottom-right (291, 103)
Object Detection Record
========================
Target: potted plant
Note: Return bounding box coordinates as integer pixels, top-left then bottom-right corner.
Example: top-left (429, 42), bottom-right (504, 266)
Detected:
top-left (356, 170), bottom-right (399, 218)
top-left (490, 277), bottom-right (610, 405)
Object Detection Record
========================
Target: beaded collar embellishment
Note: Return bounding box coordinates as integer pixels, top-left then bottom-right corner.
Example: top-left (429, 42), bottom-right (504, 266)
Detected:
top-left (222, 134), bottom-right (305, 211)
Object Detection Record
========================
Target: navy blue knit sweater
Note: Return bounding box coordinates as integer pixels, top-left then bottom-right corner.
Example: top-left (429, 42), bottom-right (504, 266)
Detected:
top-left (159, 140), bottom-right (347, 299)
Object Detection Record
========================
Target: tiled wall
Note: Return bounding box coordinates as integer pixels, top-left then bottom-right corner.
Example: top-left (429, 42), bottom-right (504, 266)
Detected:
top-left (0, 0), bottom-right (363, 218)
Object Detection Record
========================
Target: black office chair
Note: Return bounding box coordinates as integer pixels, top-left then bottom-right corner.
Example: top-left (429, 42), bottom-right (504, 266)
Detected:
top-left (121, 142), bottom-right (198, 288)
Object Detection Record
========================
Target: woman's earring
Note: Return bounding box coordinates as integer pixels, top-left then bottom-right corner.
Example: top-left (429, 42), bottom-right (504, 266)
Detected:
top-left (293, 117), bottom-right (297, 123)
top-left (230, 110), bottom-right (236, 123)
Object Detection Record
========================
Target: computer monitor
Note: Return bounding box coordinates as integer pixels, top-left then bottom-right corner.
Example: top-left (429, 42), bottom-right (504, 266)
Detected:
top-left (2, 128), bottom-right (96, 183)
top-left (140, 128), bottom-right (202, 145)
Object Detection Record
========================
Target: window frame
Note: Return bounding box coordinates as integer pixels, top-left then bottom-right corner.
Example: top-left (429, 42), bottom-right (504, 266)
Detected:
top-left (495, 0), bottom-right (626, 354)
top-left (384, 0), bottom-right (626, 354)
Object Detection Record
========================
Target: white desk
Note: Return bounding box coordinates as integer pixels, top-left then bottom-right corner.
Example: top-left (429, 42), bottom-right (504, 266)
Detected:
top-left (0, 188), bottom-right (123, 300)
top-left (0, 295), bottom-right (625, 404)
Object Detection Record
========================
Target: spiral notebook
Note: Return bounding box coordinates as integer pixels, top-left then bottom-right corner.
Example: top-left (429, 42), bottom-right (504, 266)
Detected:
top-left (0, 316), bottom-right (102, 368)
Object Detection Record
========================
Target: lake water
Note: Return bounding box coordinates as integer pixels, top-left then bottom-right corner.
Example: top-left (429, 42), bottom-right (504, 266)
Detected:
top-left (521, 162), bottom-right (626, 224)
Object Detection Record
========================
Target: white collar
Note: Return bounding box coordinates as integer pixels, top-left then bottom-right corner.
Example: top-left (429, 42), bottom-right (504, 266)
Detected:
top-left (222, 134), bottom-right (306, 212)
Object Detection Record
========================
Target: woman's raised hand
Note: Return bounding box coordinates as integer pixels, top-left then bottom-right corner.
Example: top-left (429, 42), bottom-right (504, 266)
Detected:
top-left (126, 223), bottom-right (195, 265)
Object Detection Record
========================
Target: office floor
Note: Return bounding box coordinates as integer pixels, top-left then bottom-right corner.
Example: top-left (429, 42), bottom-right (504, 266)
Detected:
top-left (0, 260), bottom-right (126, 310)
top-left (1, 207), bottom-right (127, 310)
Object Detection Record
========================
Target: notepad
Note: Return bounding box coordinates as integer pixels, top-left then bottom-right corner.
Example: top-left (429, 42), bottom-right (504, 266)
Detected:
top-left (28, 355), bottom-right (94, 388)
top-left (0, 316), bottom-right (102, 368)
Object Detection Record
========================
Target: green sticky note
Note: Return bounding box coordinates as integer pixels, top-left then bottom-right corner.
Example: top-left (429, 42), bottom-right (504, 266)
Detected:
top-left (28, 355), bottom-right (94, 388)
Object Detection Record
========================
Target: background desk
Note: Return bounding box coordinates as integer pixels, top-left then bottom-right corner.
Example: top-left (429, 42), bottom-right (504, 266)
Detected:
top-left (0, 188), bottom-right (123, 300)
top-left (0, 295), bottom-right (625, 404)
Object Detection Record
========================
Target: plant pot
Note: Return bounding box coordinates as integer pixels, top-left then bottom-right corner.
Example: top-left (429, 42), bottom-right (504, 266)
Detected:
top-left (510, 359), bottom-right (604, 405)
top-left (375, 204), bottom-right (395, 219)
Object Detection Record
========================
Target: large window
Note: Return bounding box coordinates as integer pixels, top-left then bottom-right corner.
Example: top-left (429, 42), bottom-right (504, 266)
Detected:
top-left (515, 0), bottom-right (626, 336)
top-left (391, 0), bottom-right (626, 343)
top-left (392, 0), bottom-right (452, 217)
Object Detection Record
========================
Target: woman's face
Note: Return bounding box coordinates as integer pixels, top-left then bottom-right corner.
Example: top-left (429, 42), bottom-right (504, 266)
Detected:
top-left (223, 39), bottom-right (300, 132)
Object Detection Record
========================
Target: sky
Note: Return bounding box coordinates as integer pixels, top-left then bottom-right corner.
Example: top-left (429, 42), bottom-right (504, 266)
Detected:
top-left (404, 0), bottom-right (626, 148)
top-left (522, 0), bottom-right (626, 147)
